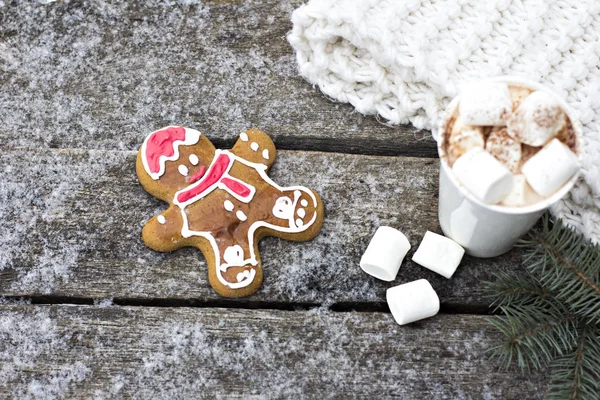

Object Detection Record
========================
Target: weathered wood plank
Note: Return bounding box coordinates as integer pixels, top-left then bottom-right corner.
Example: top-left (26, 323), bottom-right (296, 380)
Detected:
top-left (0, 304), bottom-right (546, 399)
top-left (0, 0), bottom-right (434, 157)
top-left (0, 148), bottom-right (523, 307)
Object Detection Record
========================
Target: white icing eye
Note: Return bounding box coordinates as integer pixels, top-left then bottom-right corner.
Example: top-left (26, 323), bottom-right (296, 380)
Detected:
top-left (189, 154), bottom-right (199, 165)
top-left (262, 149), bottom-right (269, 160)
top-left (178, 165), bottom-right (189, 176)
top-left (157, 215), bottom-right (166, 224)
top-left (272, 197), bottom-right (294, 219)
top-left (250, 142), bottom-right (259, 151)
top-left (240, 132), bottom-right (249, 142)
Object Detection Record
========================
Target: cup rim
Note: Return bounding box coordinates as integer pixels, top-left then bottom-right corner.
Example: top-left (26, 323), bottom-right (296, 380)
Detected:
top-left (437, 76), bottom-right (583, 215)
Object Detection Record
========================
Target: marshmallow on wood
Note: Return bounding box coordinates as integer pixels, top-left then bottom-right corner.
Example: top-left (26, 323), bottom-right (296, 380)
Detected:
top-left (447, 117), bottom-right (485, 165)
top-left (485, 127), bottom-right (522, 173)
top-left (501, 174), bottom-right (544, 207)
top-left (507, 91), bottom-right (565, 146)
top-left (452, 148), bottom-right (514, 204)
top-left (522, 139), bottom-right (580, 197)
top-left (459, 81), bottom-right (512, 126)
top-left (386, 279), bottom-right (440, 325)
top-left (360, 226), bottom-right (411, 281)
top-left (411, 231), bottom-right (465, 279)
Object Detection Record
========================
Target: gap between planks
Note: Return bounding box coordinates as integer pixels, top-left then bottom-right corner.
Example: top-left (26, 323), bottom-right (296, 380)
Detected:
top-left (3, 295), bottom-right (492, 315)
top-left (2, 134), bottom-right (439, 159)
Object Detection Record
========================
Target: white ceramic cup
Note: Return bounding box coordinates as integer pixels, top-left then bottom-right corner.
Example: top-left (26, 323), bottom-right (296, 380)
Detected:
top-left (436, 77), bottom-right (582, 258)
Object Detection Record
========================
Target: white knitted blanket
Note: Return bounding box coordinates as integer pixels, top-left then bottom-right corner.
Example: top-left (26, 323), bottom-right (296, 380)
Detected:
top-left (288, 0), bottom-right (600, 244)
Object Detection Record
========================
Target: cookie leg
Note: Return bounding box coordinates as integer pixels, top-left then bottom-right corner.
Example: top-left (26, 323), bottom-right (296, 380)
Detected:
top-left (202, 231), bottom-right (263, 298)
top-left (266, 187), bottom-right (324, 241)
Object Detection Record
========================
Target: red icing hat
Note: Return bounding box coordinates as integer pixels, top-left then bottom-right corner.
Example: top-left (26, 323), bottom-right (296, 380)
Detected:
top-left (141, 126), bottom-right (201, 180)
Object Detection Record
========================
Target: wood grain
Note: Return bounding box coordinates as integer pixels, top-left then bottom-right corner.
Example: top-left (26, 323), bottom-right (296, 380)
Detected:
top-left (0, 304), bottom-right (546, 399)
top-left (0, 0), bottom-right (435, 157)
top-left (0, 147), bottom-right (523, 308)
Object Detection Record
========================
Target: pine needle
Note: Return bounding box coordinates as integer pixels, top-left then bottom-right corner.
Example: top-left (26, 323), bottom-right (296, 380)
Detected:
top-left (485, 213), bottom-right (600, 399)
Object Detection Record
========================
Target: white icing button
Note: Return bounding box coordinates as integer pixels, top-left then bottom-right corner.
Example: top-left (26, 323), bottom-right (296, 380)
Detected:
top-left (262, 149), bottom-right (269, 160)
top-left (236, 210), bottom-right (248, 221)
top-left (178, 164), bottom-right (189, 176)
top-left (236, 272), bottom-right (245, 282)
top-left (387, 279), bottom-right (440, 325)
top-left (157, 215), bottom-right (166, 224)
top-left (189, 154), bottom-right (199, 166)
top-left (297, 208), bottom-right (306, 218)
top-left (300, 199), bottom-right (308, 207)
top-left (360, 226), bottom-right (411, 281)
top-left (240, 132), bottom-right (249, 142)
top-left (224, 200), bottom-right (234, 212)
top-left (250, 142), bottom-right (259, 151)
top-left (412, 231), bottom-right (465, 279)
top-left (295, 218), bottom-right (304, 227)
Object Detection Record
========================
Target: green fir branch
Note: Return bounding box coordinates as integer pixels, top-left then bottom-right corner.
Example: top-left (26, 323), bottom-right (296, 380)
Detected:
top-left (485, 213), bottom-right (600, 399)
top-left (485, 271), bottom-right (550, 311)
top-left (522, 216), bottom-right (600, 324)
top-left (486, 301), bottom-right (577, 371)
top-left (546, 324), bottom-right (600, 400)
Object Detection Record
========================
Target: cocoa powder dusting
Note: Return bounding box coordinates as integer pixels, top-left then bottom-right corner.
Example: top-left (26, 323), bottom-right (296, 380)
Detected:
top-left (442, 85), bottom-right (579, 172)
top-left (532, 104), bottom-right (563, 129)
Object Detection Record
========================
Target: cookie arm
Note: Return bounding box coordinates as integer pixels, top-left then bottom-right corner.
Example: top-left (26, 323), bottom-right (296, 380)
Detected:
top-left (230, 129), bottom-right (276, 169)
top-left (141, 205), bottom-right (188, 252)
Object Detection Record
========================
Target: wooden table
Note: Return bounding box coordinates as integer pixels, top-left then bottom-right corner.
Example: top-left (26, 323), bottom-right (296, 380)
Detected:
top-left (0, 1), bottom-right (547, 398)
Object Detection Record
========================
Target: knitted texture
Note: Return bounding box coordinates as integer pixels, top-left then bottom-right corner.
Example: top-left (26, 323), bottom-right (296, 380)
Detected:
top-left (288, 0), bottom-right (600, 244)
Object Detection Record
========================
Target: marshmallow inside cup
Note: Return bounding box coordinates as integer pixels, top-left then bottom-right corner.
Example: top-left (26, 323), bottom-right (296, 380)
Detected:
top-left (386, 279), bottom-right (440, 326)
top-left (452, 148), bottom-right (514, 204)
top-left (501, 174), bottom-right (543, 207)
top-left (522, 139), bottom-right (580, 197)
top-left (360, 226), bottom-right (411, 281)
top-left (507, 91), bottom-right (565, 147)
top-left (412, 231), bottom-right (465, 279)
top-left (459, 81), bottom-right (512, 126)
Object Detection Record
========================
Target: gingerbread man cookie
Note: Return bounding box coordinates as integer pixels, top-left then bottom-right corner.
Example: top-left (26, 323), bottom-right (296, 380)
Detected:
top-left (136, 126), bottom-right (324, 297)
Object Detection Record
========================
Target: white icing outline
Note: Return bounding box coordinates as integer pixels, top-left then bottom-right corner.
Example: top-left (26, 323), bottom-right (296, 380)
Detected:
top-left (176, 150), bottom-right (318, 289)
top-left (141, 126), bottom-right (201, 180)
